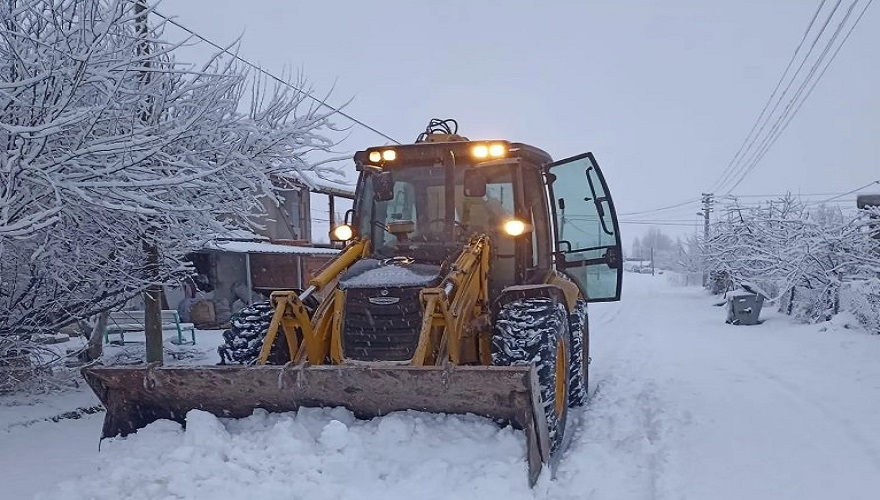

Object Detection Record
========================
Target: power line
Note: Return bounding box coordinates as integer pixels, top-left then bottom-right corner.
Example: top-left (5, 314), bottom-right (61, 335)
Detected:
top-left (617, 199), bottom-right (700, 217)
top-left (708, 0), bottom-right (872, 195)
top-left (150, 8), bottom-right (402, 145)
top-left (727, 191), bottom-right (857, 198)
top-left (821, 179), bottom-right (880, 202)
top-left (736, 0), bottom-right (875, 188)
top-left (712, 180), bottom-right (879, 209)
top-left (717, 0), bottom-right (845, 193)
top-left (720, 199), bottom-right (856, 209)
top-left (708, 0), bottom-right (830, 194)
top-left (715, 0), bottom-right (846, 194)
top-left (620, 2), bottom-right (872, 219)
top-left (619, 219), bottom-right (702, 223)
top-left (618, 221), bottom-right (700, 227)
top-left (721, 185), bottom-right (879, 202)
top-left (723, 0), bottom-right (871, 194)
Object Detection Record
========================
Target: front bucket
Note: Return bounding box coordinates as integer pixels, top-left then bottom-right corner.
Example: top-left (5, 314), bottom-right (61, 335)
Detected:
top-left (82, 364), bottom-right (550, 485)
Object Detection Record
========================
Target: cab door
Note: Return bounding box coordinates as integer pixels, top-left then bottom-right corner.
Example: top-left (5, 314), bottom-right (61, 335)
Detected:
top-left (547, 152), bottom-right (622, 302)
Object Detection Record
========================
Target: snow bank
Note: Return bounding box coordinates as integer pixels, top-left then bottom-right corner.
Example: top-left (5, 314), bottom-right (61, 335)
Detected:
top-left (39, 408), bottom-right (537, 500)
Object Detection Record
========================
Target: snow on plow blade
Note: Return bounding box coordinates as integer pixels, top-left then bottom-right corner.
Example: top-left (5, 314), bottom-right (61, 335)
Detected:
top-left (82, 364), bottom-right (551, 485)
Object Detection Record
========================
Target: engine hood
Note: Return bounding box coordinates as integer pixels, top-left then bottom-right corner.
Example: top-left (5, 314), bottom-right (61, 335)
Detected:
top-left (338, 258), bottom-right (442, 290)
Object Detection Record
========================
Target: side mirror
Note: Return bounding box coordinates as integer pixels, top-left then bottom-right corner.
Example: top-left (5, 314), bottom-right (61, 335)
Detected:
top-left (374, 171), bottom-right (395, 202)
top-left (463, 168), bottom-right (487, 197)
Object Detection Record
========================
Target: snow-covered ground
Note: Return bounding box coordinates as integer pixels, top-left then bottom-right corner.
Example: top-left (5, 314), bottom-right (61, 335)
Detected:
top-left (3, 273), bottom-right (880, 499)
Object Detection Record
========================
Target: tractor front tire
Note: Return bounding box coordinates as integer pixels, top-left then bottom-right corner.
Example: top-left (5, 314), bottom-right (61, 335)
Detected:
top-left (217, 301), bottom-right (288, 365)
top-left (492, 296), bottom-right (570, 456)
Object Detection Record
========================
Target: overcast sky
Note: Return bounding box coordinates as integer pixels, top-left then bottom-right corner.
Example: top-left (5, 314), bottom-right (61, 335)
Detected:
top-left (157, 0), bottom-right (879, 243)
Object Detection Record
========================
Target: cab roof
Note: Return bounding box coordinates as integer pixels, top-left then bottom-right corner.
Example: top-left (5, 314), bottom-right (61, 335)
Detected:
top-left (353, 139), bottom-right (553, 171)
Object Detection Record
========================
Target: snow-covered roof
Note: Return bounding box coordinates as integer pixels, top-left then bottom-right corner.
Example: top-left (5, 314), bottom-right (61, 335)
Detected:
top-left (309, 177), bottom-right (355, 198)
top-left (204, 240), bottom-right (339, 255)
top-left (274, 171), bottom-right (356, 198)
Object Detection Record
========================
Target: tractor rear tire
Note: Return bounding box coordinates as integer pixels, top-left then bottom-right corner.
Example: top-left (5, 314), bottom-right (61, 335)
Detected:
top-left (492, 296), bottom-right (570, 456)
top-left (568, 298), bottom-right (589, 407)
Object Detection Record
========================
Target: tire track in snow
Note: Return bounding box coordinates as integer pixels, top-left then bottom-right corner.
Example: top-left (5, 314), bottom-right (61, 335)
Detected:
top-left (548, 279), bottom-right (688, 500)
top-left (550, 375), bottom-right (677, 500)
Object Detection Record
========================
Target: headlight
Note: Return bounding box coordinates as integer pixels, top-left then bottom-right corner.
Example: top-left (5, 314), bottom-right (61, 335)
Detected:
top-left (368, 150), bottom-right (396, 162)
top-left (330, 224), bottom-right (354, 241)
top-left (502, 219), bottom-right (530, 237)
top-left (488, 143), bottom-right (506, 157)
top-left (473, 143), bottom-right (506, 159)
top-left (472, 144), bottom-right (489, 159)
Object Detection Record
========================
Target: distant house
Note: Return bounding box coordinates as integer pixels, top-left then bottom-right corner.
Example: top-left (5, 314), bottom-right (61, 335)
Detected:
top-left (168, 174), bottom-right (355, 325)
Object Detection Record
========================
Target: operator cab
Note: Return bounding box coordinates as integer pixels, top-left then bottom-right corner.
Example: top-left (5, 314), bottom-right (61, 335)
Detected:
top-left (333, 123), bottom-right (622, 303)
top-left (342, 139), bottom-right (551, 296)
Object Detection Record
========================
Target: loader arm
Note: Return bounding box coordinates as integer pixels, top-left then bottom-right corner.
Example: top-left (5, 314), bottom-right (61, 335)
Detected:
top-left (415, 234), bottom-right (492, 366)
top-left (257, 239), bottom-right (370, 365)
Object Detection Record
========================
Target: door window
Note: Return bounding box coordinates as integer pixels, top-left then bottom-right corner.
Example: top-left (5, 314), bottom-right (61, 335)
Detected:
top-left (548, 153), bottom-right (622, 302)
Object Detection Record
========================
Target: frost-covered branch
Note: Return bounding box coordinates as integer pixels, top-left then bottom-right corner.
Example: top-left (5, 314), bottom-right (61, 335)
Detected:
top-left (1, 1), bottom-right (344, 370)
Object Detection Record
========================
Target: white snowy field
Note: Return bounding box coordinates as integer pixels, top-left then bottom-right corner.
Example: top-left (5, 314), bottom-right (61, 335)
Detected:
top-left (3, 273), bottom-right (880, 499)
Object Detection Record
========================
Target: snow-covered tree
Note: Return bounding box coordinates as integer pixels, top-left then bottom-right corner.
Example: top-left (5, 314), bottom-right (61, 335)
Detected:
top-left (669, 235), bottom-right (702, 282)
top-left (705, 195), bottom-right (880, 328)
top-left (0, 0), bottom-right (342, 380)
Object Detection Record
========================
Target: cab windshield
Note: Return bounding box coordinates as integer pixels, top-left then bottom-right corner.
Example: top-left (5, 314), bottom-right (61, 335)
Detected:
top-left (356, 164), bottom-right (514, 263)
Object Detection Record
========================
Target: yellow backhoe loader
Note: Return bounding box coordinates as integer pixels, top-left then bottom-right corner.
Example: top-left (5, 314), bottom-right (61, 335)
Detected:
top-left (82, 119), bottom-right (623, 485)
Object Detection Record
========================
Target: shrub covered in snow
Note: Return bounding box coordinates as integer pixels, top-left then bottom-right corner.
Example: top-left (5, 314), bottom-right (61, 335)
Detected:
top-left (705, 195), bottom-right (880, 331)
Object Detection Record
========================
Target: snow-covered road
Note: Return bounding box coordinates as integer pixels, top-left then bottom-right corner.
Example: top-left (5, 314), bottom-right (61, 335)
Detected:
top-left (4, 273), bottom-right (880, 499)
top-left (554, 274), bottom-right (880, 500)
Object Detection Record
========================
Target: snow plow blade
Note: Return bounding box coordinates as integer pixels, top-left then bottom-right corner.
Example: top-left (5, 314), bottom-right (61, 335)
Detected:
top-left (82, 364), bottom-right (551, 485)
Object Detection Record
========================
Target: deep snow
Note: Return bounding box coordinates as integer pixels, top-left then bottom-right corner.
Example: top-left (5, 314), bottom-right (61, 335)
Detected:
top-left (3, 273), bottom-right (880, 499)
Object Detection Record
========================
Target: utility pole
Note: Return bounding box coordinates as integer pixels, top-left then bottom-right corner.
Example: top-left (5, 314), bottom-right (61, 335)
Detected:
top-left (135, 0), bottom-right (163, 363)
top-left (699, 192), bottom-right (714, 287)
